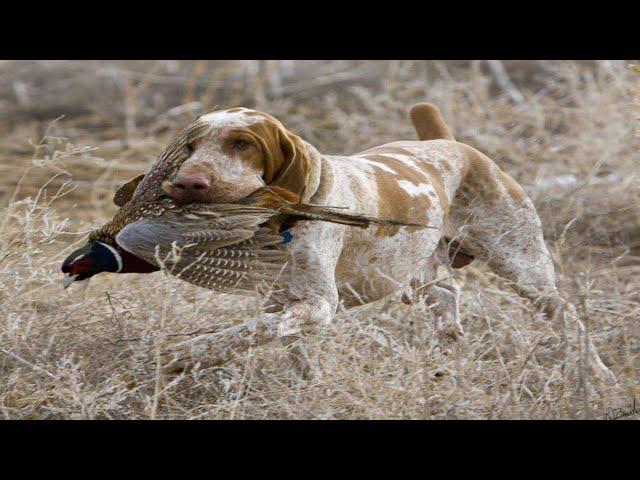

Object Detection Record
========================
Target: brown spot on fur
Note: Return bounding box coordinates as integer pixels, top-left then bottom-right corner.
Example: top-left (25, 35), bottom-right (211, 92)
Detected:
top-left (361, 152), bottom-right (449, 214)
top-left (356, 153), bottom-right (440, 237)
top-left (374, 225), bottom-right (396, 237)
top-left (360, 154), bottom-right (430, 184)
top-left (368, 256), bottom-right (378, 264)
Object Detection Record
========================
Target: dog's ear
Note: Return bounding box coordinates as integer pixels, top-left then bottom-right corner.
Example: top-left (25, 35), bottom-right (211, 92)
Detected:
top-left (248, 115), bottom-right (313, 198)
top-left (113, 174), bottom-right (145, 207)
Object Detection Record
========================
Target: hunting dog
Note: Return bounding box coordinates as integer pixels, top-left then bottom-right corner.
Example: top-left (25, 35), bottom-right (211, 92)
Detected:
top-left (154, 104), bottom-right (615, 383)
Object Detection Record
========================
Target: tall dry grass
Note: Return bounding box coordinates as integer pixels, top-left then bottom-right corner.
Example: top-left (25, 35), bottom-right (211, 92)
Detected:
top-left (0, 60), bottom-right (638, 419)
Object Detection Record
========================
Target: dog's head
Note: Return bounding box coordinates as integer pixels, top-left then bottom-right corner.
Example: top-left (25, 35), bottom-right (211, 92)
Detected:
top-left (159, 107), bottom-right (314, 203)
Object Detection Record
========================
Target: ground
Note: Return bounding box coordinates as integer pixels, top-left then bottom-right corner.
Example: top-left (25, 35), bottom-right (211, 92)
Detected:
top-left (0, 60), bottom-right (638, 419)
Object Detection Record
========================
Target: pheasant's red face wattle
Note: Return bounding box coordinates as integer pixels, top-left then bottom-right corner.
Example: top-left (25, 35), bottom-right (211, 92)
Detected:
top-left (61, 245), bottom-right (101, 288)
top-left (66, 256), bottom-right (95, 276)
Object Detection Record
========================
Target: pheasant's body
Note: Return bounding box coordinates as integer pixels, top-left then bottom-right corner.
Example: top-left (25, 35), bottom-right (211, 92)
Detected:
top-left (89, 199), bottom-right (289, 293)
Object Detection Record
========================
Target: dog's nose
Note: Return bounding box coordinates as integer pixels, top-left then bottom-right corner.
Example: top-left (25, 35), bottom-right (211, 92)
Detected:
top-left (163, 175), bottom-right (211, 202)
top-left (174, 175), bottom-right (210, 192)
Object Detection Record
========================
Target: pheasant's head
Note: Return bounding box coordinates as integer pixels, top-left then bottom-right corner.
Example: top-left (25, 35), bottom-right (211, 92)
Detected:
top-left (61, 241), bottom-right (123, 288)
top-left (61, 240), bottom-right (159, 288)
top-left (62, 240), bottom-right (160, 288)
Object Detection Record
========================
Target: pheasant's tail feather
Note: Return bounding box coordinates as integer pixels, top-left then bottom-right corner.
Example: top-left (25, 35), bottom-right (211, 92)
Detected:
top-left (278, 204), bottom-right (433, 229)
top-left (190, 203), bottom-right (276, 214)
top-left (244, 186), bottom-right (301, 208)
top-left (245, 186), bottom-right (435, 229)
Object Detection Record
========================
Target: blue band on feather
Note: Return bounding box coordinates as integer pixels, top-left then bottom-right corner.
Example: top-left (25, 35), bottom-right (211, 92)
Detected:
top-left (280, 231), bottom-right (293, 244)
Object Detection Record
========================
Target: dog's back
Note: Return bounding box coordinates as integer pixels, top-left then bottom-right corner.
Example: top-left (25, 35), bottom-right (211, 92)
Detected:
top-left (329, 102), bottom-right (550, 300)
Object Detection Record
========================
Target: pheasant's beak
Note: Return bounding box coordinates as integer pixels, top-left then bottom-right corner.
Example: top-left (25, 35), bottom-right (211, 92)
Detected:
top-left (62, 273), bottom-right (78, 289)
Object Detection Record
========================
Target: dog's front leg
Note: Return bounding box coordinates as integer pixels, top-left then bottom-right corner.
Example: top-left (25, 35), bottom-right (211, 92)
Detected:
top-left (162, 221), bottom-right (344, 375)
top-left (161, 296), bottom-right (334, 374)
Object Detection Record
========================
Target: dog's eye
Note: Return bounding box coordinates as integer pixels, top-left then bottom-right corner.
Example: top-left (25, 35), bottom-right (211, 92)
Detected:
top-left (231, 138), bottom-right (252, 150)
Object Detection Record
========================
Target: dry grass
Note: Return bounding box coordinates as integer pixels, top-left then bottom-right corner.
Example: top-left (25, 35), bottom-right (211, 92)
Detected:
top-left (1, 60), bottom-right (639, 419)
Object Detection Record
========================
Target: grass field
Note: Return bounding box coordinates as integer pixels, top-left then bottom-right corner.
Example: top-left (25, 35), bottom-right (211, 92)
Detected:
top-left (0, 60), bottom-right (638, 419)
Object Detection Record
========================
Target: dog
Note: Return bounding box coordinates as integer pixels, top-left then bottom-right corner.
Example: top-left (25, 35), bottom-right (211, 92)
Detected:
top-left (151, 103), bottom-right (615, 383)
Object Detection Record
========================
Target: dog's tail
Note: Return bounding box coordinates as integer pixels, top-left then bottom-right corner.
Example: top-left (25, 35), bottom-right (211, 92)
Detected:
top-left (409, 103), bottom-right (455, 141)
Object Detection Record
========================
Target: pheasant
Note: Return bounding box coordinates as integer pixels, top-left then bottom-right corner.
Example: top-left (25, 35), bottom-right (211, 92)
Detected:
top-left (62, 121), bottom-right (428, 293)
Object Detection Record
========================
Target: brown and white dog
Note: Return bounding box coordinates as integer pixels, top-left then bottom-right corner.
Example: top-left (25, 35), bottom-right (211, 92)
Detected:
top-left (157, 104), bottom-right (615, 383)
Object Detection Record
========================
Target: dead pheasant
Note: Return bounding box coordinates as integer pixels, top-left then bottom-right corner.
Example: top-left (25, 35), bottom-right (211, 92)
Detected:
top-left (61, 120), bottom-right (431, 293)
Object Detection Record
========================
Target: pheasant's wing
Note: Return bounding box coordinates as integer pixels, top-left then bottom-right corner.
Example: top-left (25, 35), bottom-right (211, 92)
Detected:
top-left (162, 226), bottom-right (289, 293)
top-left (115, 207), bottom-right (289, 293)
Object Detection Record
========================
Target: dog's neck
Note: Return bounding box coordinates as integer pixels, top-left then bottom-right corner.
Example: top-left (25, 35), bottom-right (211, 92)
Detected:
top-left (309, 156), bottom-right (335, 206)
top-left (301, 140), bottom-right (323, 203)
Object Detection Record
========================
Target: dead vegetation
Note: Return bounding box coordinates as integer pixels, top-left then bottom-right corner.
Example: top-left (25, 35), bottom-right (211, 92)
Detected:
top-left (0, 60), bottom-right (638, 419)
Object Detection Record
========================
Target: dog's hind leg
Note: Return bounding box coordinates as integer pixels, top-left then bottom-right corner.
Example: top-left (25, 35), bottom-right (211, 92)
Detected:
top-left (404, 260), bottom-right (464, 353)
top-left (446, 146), bottom-right (616, 384)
